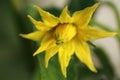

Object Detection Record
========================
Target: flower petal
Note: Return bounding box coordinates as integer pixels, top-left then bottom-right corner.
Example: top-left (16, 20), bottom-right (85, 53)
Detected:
top-left (78, 27), bottom-right (117, 41)
top-left (59, 6), bottom-right (72, 23)
top-left (20, 31), bottom-right (45, 41)
top-left (74, 38), bottom-right (96, 72)
top-left (72, 3), bottom-right (99, 27)
top-left (33, 33), bottom-right (56, 56)
top-left (58, 41), bottom-right (74, 77)
top-left (34, 5), bottom-right (59, 26)
top-left (45, 46), bottom-right (60, 68)
top-left (28, 15), bottom-right (51, 31)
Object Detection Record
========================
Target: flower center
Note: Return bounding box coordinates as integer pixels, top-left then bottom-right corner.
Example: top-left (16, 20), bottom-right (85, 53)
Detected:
top-left (54, 23), bottom-right (77, 45)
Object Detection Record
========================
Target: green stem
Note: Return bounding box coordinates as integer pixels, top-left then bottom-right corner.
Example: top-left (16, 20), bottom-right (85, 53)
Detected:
top-left (104, 1), bottom-right (120, 46)
top-left (37, 54), bottom-right (45, 80)
top-left (33, 54), bottom-right (50, 80)
top-left (32, 55), bottom-right (44, 80)
top-left (90, 19), bottom-right (113, 32)
top-left (104, 2), bottom-right (120, 31)
top-left (33, 54), bottom-right (67, 80)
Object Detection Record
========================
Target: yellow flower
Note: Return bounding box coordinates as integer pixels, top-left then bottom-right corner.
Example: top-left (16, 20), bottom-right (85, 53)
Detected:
top-left (20, 3), bottom-right (116, 77)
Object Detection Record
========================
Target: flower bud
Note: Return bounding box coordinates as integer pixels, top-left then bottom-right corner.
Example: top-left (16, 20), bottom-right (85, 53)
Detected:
top-left (55, 24), bottom-right (77, 44)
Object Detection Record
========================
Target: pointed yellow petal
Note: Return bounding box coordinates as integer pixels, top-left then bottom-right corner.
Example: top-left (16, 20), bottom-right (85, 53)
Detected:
top-left (58, 47), bottom-right (67, 77)
top-left (59, 6), bottom-right (72, 23)
top-left (72, 3), bottom-right (99, 27)
top-left (78, 27), bottom-right (117, 41)
top-left (34, 5), bottom-right (59, 26)
top-left (28, 15), bottom-right (51, 31)
top-left (45, 46), bottom-right (60, 68)
top-left (58, 41), bottom-right (74, 77)
top-left (74, 38), bottom-right (96, 72)
top-left (33, 33), bottom-right (56, 56)
top-left (20, 31), bottom-right (45, 41)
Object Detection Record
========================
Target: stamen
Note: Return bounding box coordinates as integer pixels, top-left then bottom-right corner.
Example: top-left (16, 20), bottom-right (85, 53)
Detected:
top-left (56, 40), bottom-right (63, 45)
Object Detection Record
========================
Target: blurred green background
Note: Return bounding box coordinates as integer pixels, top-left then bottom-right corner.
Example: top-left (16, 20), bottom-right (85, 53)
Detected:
top-left (0, 0), bottom-right (120, 80)
top-left (0, 0), bottom-right (35, 80)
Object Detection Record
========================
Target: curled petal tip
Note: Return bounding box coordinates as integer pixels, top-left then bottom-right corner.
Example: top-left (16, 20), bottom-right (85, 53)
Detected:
top-left (109, 32), bottom-right (117, 36)
top-left (27, 15), bottom-right (34, 22)
top-left (33, 53), bottom-right (37, 56)
top-left (19, 33), bottom-right (23, 36)
top-left (92, 2), bottom-right (100, 9)
top-left (27, 15), bottom-right (31, 18)
top-left (33, 50), bottom-right (41, 56)
top-left (45, 64), bottom-right (48, 68)
top-left (33, 5), bottom-right (38, 8)
top-left (64, 6), bottom-right (68, 9)
top-left (63, 73), bottom-right (67, 78)
top-left (19, 34), bottom-right (26, 38)
top-left (92, 68), bottom-right (97, 73)
top-left (34, 5), bottom-right (41, 10)
top-left (45, 59), bottom-right (48, 68)
top-left (114, 32), bottom-right (117, 35)
top-left (27, 15), bottom-right (34, 20)
top-left (33, 51), bottom-right (39, 56)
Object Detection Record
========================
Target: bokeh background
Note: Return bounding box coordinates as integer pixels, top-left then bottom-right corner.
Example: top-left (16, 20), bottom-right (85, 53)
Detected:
top-left (0, 0), bottom-right (120, 80)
